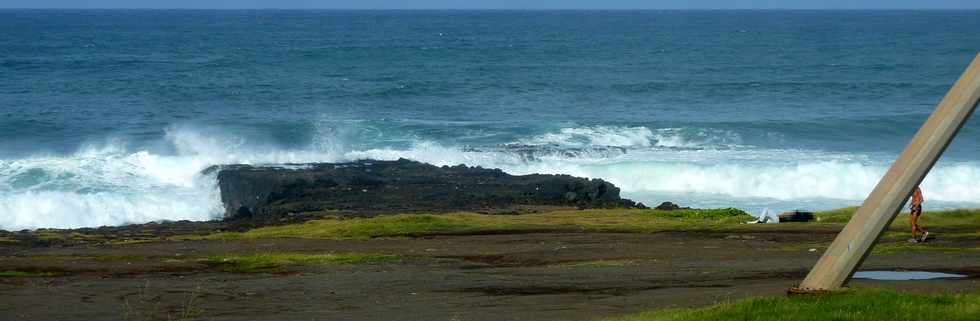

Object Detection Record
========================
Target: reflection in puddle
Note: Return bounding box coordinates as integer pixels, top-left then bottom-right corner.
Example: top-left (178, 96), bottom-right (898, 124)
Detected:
top-left (854, 271), bottom-right (966, 281)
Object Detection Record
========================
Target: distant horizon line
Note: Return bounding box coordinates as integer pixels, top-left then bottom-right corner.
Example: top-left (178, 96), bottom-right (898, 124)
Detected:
top-left (2, 8), bottom-right (979, 11)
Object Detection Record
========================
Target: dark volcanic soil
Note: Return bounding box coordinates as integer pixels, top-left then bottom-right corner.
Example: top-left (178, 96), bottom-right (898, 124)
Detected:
top-left (1, 230), bottom-right (977, 321)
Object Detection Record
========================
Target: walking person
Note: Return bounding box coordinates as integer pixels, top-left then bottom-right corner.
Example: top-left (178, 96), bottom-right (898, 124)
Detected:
top-left (908, 186), bottom-right (929, 243)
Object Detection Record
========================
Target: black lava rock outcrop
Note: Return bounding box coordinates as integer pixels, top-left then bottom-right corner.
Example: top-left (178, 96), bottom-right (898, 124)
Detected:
top-left (654, 201), bottom-right (691, 211)
top-left (211, 159), bottom-right (643, 222)
top-left (779, 210), bottom-right (815, 223)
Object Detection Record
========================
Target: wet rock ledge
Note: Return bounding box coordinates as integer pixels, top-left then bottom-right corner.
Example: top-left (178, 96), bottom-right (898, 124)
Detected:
top-left (211, 159), bottom-right (643, 222)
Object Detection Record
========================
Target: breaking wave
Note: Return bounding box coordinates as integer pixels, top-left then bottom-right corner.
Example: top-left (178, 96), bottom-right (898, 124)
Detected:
top-left (2, 124), bottom-right (979, 230)
top-left (350, 144), bottom-right (980, 204)
top-left (517, 125), bottom-right (744, 149)
top-left (0, 126), bottom-right (350, 230)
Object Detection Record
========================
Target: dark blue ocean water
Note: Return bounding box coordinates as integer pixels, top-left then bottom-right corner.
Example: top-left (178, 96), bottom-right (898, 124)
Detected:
top-left (2, 10), bottom-right (980, 229)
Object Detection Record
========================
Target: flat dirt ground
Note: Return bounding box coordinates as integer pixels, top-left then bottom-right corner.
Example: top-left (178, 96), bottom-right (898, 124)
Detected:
top-left (1, 228), bottom-right (978, 321)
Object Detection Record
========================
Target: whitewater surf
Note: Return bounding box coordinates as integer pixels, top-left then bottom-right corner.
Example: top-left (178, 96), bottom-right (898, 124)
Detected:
top-left (2, 124), bottom-right (979, 230)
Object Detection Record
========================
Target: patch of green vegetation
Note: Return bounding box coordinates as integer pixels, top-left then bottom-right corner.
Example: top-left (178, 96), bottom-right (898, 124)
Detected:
top-left (194, 215), bottom-right (490, 240)
top-left (90, 254), bottom-right (155, 262)
top-left (553, 259), bottom-right (636, 268)
top-left (918, 209), bottom-right (980, 230)
top-left (873, 242), bottom-right (980, 255)
top-left (188, 209), bottom-right (754, 241)
top-left (107, 239), bottom-right (157, 245)
top-left (34, 231), bottom-right (66, 242)
top-left (781, 235), bottom-right (980, 255)
top-left (170, 206), bottom-right (973, 242)
top-left (598, 289), bottom-right (980, 321)
top-left (813, 206), bottom-right (860, 223)
top-left (201, 253), bottom-right (400, 273)
top-left (27, 254), bottom-right (155, 263)
top-left (815, 208), bottom-right (980, 229)
top-left (880, 230), bottom-right (980, 243)
top-left (31, 231), bottom-right (107, 243)
top-left (0, 271), bottom-right (56, 278)
top-left (645, 208), bottom-right (750, 219)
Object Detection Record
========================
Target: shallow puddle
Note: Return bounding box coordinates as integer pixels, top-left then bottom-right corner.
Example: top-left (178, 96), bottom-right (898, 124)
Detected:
top-left (854, 271), bottom-right (966, 281)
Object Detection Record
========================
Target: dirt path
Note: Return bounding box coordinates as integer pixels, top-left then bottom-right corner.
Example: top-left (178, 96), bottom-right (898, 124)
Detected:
top-left (2, 231), bottom-right (978, 321)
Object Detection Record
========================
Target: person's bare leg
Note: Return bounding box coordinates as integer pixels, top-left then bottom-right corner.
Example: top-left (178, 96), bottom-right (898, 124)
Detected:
top-left (909, 212), bottom-right (920, 243)
top-left (918, 215), bottom-right (929, 242)
top-left (912, 209), bottom-right (930, 242)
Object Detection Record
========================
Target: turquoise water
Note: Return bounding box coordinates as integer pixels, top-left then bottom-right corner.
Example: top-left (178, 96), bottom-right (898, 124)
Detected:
top-left (2, 10), bottom-right (980, 229)
top-left (853, 271), bottom-right (966, 281)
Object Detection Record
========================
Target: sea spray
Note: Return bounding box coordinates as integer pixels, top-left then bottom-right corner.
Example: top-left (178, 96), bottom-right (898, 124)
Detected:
top-left (0, 126), bottom-right (348, 230)
top-left (0, 148), bottom-right (223, 230)
top-left (3, 124), bottom-right (980, 230)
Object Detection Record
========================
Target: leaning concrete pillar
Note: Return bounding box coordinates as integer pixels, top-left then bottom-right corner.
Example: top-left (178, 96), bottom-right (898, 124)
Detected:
top-left (796, 53), bottom-right (980, 292)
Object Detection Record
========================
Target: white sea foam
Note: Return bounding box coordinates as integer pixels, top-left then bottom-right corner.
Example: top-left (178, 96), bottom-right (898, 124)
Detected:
top-left (649, 127), bottom-right (744, 149)
top-left (346, 141), bottom-right (980, 204)
top-left (520, 126), bottom-right (656, 148)
top-left (2, 124), bottom-right (979, 230)
top-left (0, 126), bottom-right (349, 230)
top-left (0, 151), bottom-right (224, 230)
top-left (0, 189), bottom-right (221, 231)
top-left (518, 126), bottom-right (743, 149)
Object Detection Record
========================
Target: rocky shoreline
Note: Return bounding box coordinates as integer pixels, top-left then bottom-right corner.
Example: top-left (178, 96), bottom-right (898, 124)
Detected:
top-left (211, 158), bottom-right (645, 223)
top-left (2, 161), bottom-right (977, 321)
top-left (1, 159), bottom-right (646, 241)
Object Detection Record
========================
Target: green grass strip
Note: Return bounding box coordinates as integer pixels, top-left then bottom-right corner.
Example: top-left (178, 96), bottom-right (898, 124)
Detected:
top-left (0, 271), bottom-right (57, 278)
top-left (188, 208), bottom-right (752, 241)
top-left (201, 253), bottom-right (399, 273)
top-left (600, 289), bottom-right (980, 321)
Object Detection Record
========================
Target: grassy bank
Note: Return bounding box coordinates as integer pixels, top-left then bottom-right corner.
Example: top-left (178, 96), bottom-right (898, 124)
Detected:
top-left (815, 207), bottom-right (980, 228)
top-left (187, 208), bottom-right (752, 241)
top-left (201, 253), bottom-right (399, 273)
top-left (815, 207), bottom-right (980, 253)
top-left (600, 289), bottom-right (980, 321)
top-left (176, 207), bottom-right (980, 242)
top-left (0, 271), bottom-right (57, 278)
